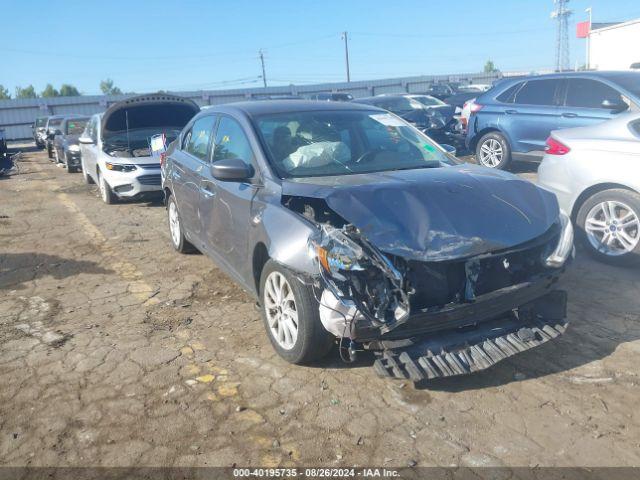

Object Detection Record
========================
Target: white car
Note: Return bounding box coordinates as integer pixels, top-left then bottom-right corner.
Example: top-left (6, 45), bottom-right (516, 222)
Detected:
top-left (79, 94), bottom-right (199, 204)
top-left (538, 112), bottom-right (640, 264)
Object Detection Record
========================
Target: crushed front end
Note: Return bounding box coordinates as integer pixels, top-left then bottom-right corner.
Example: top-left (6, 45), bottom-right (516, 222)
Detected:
top-left (305, 208), bottom-right (574, 380)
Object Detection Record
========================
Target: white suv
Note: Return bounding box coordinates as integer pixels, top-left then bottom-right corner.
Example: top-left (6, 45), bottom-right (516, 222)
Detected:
top-left (79, 94), bottom-right (199, 204)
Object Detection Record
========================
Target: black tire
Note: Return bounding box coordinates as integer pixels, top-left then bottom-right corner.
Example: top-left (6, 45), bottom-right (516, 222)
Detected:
top-left (166, 195), bottom-right (195, 253)
top-left (65, 153), bottom-right (76, 173)
top-left (98, 171), bottom-right (117, 204)
top-left (475, 131), bottom-right (512, 170)
top-left (575, 188), bottom-right (640, 266)
top-left (259, 259), bottom-right (333, 364)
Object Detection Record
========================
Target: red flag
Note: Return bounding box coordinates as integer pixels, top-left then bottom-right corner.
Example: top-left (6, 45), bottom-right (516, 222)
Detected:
top-left (576, 21), bottom-right (590, 38)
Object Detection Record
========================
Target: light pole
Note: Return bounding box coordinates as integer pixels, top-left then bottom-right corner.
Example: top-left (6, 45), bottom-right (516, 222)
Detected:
top-left (585, 7), bottom-right (592, 70)
top-left (342, 31), bottom-right (351, 82)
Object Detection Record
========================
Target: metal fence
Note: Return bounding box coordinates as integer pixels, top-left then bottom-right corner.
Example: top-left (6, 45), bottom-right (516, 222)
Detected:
top-left (0, 71), bottom-right (508, 140)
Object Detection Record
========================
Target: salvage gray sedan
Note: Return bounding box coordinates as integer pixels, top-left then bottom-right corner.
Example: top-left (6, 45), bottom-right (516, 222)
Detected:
top-left (161, 101), bottom-right (574, 381)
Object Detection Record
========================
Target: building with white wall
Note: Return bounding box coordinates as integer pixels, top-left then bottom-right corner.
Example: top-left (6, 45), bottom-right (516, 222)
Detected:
top-left (589, 18), bottom-right (640, 70)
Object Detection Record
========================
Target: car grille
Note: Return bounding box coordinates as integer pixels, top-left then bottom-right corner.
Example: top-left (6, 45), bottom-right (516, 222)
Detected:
top-left (138, 163), bottom-right (161, 170)
top-left (138, 174), bottom-right (161, 186)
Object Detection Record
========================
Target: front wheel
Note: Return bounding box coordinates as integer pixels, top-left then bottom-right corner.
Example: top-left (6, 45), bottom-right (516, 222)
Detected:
top-left (260, 260), bottom-right (333, 364)
top-left (576, 188), bottom-right (640, 265)
top-left (98, 171), bottom-right (117, 204)
top-left (167, 195), bottom-right (195, 253)
top-left (475, 132), bottom-right (511, 169)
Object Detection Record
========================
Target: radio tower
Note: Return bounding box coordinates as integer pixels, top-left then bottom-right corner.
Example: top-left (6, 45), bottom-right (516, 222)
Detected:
top-left (551, 0), bottom-right (572, 71)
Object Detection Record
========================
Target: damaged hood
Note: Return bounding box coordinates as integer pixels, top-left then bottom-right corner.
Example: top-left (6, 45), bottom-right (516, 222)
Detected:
top-left (282, 164), bottom-right (559, 261)
top-left (101, 94), bottom-right (199, 143)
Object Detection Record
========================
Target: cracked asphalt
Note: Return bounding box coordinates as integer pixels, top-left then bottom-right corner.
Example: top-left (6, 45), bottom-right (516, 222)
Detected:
top-left (1, 146), bottom-right (639, 468)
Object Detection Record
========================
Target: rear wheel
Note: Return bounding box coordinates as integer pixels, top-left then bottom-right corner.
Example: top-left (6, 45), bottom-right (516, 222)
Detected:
top-left (167, 195), bottom-right (195, 253)
top-left (260, 260), bottom-right (333, 364)
top-left (576, 188), bottom-right (640, 265)
top-left (475, 132), bottom-right (511, 169)
top-left (98, 171), bottom-right (117, 204)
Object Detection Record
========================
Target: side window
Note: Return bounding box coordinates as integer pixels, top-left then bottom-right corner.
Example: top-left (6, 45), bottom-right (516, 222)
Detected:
top-left (565, 79), bottom-right (625, 109)
top-left (496, 82), bottom-right (524, 103)
top-left (513, 79), bottom-right (559, 106)
top-left (212, 117), bottom-right (254, 167)
top-left (186, 115), bottom-right (216, 160)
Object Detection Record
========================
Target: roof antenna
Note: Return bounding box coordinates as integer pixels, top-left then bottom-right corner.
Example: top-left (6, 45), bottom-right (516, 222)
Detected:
top-left (125, 110), bottom-right (131, 152)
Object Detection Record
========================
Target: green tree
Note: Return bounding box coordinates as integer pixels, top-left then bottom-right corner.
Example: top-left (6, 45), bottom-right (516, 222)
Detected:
top-left (15, 85), bottom-right (37, 98)
top-left (41, 84), bottom-right (60, 97)
top-left (100, 78), bottom-right (122, 95)
top-left (484, 60), bottom-right (499, 73)
top-left (0, 85), bottom-right (10, 100)
top-left (59, 84), bottom-right (81, 96)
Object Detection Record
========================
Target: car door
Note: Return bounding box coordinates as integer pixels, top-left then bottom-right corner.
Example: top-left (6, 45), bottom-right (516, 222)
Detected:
top-left (198, 115), bottom-right (257, 279)
top-left (171, 115), bottom-right (217, 243)
top-left (504, 78), bottom-right (563, 153)
top-left (80, 116), bottom-right (100, 179)
top-left (557, 78), bottom-right (628, 130)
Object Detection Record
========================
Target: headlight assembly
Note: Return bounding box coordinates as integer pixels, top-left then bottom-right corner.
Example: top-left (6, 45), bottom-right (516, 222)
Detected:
top-left (545, 211), bottom-right (574, 268)
top-left (68, 144), bottom-right (80, 152)
top-left (105, 162), bottom-right (137, 172)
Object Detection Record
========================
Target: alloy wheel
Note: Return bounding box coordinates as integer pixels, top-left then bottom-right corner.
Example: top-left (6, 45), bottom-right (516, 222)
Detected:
top-left (585, 200), bottom-right (640, 256)
top-left (168, 200), bottom-right (181, 248)
top-left (99, 175), bottom-right (108, 203)
top-left (478, 138), bottom-right (503, 168)
top-left (263, 271), bottom-right (298, 350)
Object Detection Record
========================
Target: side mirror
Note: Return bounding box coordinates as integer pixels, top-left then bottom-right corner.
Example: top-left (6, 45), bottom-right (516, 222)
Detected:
top-left (440, 144), bottom-right (457, 156)
top-left (602, 98), bottom-right (628, 112)
top-left (210, 158), bottom-right (254, 182)
top-left (79, 135), bottom-right (94, 145)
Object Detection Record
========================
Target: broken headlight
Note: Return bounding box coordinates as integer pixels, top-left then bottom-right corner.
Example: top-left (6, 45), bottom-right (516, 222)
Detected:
top-left (311, 225), bottom-right (410, 334)
top-left (545, 212), bottom-right (574, 268)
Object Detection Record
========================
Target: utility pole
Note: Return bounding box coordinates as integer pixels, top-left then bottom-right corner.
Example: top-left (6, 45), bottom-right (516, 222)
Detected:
top-left (585, 7), bottom-right (592, 70)
top-left (258, 49), bottom-right (267, 88)
top-left (342, 31), bottom-right (351, 82)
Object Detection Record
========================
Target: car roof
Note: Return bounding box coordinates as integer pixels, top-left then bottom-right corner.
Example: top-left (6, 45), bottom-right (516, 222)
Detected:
top-left (206, 100), bottom-right (384, 117)
top-left (498, 70), bottom-right (640, 82)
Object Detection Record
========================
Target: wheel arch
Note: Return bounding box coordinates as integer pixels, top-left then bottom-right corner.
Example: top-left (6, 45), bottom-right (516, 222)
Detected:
top-left (252, 242), bottom-right (271, 295)
top-left (571, 183), bottom-right (639, 221)
top-left (470, 127), bottom-right (505, 151)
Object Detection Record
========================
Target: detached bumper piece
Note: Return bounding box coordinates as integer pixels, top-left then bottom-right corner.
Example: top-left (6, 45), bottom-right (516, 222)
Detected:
top-left (373, 290), bottom-right (567, 381)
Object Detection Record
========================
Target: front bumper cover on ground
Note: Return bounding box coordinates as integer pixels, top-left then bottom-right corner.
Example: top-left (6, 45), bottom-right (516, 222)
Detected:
top-left (373, 290), bottom-right (567, 381)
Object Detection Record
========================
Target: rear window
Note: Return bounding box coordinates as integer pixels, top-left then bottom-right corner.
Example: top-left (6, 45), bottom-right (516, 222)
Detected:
top-left (513, 79), bottom-right (560, 106)
top-left (66, 119), bottom-right (88, 135)
top-left (496, 82), bottom-right (524, 103)
top-left (565, 79), bottom-right (624, 108)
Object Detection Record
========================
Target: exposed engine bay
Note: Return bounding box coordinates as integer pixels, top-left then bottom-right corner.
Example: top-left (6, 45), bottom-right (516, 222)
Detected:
top-left (283, 191), bottom-right (572, 350)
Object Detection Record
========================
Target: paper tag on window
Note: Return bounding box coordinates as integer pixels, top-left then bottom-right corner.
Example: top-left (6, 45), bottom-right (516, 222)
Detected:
top-left (369, 113), bottom-right (406, 127)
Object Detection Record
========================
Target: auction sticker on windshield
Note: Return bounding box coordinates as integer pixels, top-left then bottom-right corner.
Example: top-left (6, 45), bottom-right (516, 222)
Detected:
top-left (369, 113), bottom-right (406, 127)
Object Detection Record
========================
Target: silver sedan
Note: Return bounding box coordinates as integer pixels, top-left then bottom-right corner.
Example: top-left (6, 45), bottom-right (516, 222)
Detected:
top-left (538, 112), bottom-right (640, 264)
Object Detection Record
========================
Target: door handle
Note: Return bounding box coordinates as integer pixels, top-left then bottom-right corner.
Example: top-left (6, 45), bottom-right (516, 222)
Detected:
top-left (505, 109), bottom-right (518, 114)
top-left (561, 112), bottom-right (577, 118)
top-left (201, 185), bottom-right (216, 198)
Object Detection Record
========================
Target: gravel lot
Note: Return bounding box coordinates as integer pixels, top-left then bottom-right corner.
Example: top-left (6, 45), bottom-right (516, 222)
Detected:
top-left (1, 146), bottom-right (639, 468)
